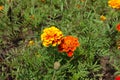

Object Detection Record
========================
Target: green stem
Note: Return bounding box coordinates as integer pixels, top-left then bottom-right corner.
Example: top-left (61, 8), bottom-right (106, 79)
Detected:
top-left (52, 70), bottom-right (56, 80)
top-left (68, 56), bottom-right (74, 63)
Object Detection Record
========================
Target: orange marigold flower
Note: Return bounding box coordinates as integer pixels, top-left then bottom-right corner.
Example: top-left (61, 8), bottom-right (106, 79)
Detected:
top-left (115, 75), bottom-right (120, 80)
top-left (100, 15), bottom-right (106, 21)
top-left (116, 23), bottom-right (120, 31)
top-left (0, 6), bottom-right (4, 11)
top-left (58, 36), bottom-right (79, 57)
top-left (108, 0), bottom-right (120, 9)
top-left (41, 26), bottom-right (63, 47)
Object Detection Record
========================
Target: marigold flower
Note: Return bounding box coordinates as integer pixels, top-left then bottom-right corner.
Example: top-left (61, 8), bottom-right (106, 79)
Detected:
top-left (115, 75), bottom-right (120, 80)
top-left (108, 0), bottom-right (120, 9)
top-left (58, 36), bottom-right (79, 57)
top-left (116, 23), bottom-right (120, 31)
top-left (41, 26), bottom-right (63, 47)
top-left (28, 40), bottom-right (34, 46)
top-left (100, 15), bottom-right (106, 21)
top-left (0, 6), bottom-right (4, 11)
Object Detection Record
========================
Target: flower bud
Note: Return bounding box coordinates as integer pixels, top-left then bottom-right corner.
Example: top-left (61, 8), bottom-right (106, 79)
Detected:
top-left (54, 62), bottom-right (60, 70)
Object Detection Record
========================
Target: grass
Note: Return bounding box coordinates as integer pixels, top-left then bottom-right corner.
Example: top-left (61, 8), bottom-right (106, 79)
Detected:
top-left (0, 0), bottom-right (120, 80)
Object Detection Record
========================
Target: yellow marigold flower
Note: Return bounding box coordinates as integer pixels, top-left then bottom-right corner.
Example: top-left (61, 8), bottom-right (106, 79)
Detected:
top-left (108, 0), bottom-right (120, 9)
top-left (100, 15), bottom-right (106, 21)
top-left (0, 6), bottom-right (4, 11)
top-left (28, 40), bottom-right (34, 46)
top-left (41, 26), bottom-right (63, 47)
top-left (58, 36), bottom-right (79, 57)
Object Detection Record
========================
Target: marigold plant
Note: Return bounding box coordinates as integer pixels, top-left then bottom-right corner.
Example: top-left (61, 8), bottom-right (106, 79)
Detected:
top-left (58, 36), bottom-right (79, 57)
top-left (108, 0), bottom-right (120, 9)
top-left (41, 26), bottom-right (63, 47)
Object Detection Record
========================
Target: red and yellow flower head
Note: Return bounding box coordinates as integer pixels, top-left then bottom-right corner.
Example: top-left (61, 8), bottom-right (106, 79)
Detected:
top-left (108, 0), bottom-right (120, 9)
top-left (58, 36), bottom-right (80, 57)
top-left (41, 26), bottom-right (63, 47)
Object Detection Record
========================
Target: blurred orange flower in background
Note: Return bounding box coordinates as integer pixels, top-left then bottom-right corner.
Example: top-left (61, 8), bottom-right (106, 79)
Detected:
top-left (41, 26), bottom-right (63, 47)
top-left (100, 15), bottom-right (106, 21)
top-left (116, 23), bottom-right (120, 31)
top-left (0, 6), bottom-right (4, 11)
top-left (58, 36), bottom-right (79, 57)
top-left (115, 75), bottom-right (120, 80)
top-left (108, 0), bottom-right (120, 9)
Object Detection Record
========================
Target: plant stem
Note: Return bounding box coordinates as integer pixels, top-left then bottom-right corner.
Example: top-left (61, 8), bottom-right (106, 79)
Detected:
top-left (52, 70), bottom-right (56, 80)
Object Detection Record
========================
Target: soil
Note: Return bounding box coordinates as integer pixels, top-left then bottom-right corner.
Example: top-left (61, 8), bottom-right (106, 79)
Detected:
top-left (100, 56), bottom-right (116, 80)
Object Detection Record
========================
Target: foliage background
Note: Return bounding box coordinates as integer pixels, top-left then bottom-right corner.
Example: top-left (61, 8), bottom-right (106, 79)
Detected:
top-left (0, 0), bottom-right (120, 80)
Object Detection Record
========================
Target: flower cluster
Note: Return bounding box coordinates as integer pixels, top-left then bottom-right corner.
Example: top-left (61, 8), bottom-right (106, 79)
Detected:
top-left (41, 26), bottom-right (80, 57)
top-left (41, 26), bottom-right (63, 47)
top-left (108, 0), bottom-right (120, 9)
top-left (58, 36), bottom-right (79, 57)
